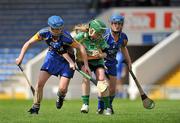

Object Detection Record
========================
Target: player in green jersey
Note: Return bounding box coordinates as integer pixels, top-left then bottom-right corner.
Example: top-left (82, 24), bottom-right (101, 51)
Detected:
top-left (74, 19), bottom-right (112, 115)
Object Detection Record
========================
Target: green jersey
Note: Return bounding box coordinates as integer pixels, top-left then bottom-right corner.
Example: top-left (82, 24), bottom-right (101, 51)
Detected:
top-left (75, 32), bottom-right (108, 66)
top-left (75, 32), bottom-right (108, 56)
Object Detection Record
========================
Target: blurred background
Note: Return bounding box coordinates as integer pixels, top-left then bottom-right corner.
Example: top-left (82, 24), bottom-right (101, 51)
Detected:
top-left (0, 0), bottom-right (179, 100)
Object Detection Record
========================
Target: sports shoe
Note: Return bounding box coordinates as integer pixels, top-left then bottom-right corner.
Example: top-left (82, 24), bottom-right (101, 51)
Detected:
top-left (103, 108), bottom-right (112, 116)
top-left (56, 95), bottom-right (64, 109)
top-left (96, 108), bottom-right (104, 114)
top-left (28, 106), bottom-right (39, 114)
top-left (80, 104), bottom-right (89, 113)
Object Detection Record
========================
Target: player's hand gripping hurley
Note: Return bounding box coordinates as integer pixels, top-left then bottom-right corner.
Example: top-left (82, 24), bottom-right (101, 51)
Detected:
top-left (123, 60), bottom-right (155, 109)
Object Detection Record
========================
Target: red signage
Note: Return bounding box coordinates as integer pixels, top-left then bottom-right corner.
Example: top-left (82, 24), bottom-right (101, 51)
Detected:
top-left (122, 12), bottom-right (155, 30)
top-left (164, 12), bottom-right (172, 28)
top-left (164, 12), bottom-right (180, 29)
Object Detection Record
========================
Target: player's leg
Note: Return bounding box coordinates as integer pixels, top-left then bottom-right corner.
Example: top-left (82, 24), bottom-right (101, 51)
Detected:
top-left (81, 78), bottom-right (90, 113)
top-left (56, 61), bottom-right (74, 109)
top-left (78, 63), bottom-right (91, 113)
top-left (96, 67), bottom-right (112, 115)
top-left (56, 76), bottom-right (71, 109)
top-left (97, 96), bottom-right (104, 114)
top-left (116, 59), bottom-right (125, 97)
top-left (28, 71), bottom-right (51, 114)
top-left (97, 63), bottom-right (117, 114)
top-left (108, 75), bottom-right (116, 114)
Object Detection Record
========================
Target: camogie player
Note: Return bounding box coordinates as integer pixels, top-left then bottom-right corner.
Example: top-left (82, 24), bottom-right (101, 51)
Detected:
top-left (97, 14), bottom-right (132, 114)
top-left (74, 19), bottom-right (112, 115)
top-left (16, 15), bottom-right (90, 114)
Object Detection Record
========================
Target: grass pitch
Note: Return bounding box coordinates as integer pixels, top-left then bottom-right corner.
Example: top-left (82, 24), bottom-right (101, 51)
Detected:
top-left (0, 99), bottom-right (180, 123)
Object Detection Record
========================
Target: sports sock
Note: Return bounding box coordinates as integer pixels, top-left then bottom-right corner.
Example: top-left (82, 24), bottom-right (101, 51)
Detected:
top-left (98, 97), bottom-right (104, 109)
top-left (110, 95), bottom-right (115, 108)
top-left (102, 96), bottom-right (110, 109)
top-left (81, 95), bottom-right (89, 105)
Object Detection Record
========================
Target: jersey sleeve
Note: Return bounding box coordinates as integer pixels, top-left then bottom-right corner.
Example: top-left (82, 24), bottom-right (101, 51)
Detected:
top-left (62, 31), bottom-right (74, 45)
top-left (122, 33), bottom-right (128, 47)
top-left (31, 32), bottom-right (42, 41)
top-left (99, 38), bottom-right (109, 50)
top-left (74, 32), bottom-right (86, 43)
top-left (37, 28), bottom-right (49, 40)
top-left (103, 29), bottom-right (110, 41)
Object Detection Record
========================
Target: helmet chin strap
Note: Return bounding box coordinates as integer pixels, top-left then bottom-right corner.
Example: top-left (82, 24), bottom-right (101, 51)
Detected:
top-left (111, 28), bottom-right (122, 34)
top-left (49, 28), bottom-right (61, 36)
top-left (51, 32), bottom-right (61, 37)
top-left (112, 30), bottom-right (120, 34)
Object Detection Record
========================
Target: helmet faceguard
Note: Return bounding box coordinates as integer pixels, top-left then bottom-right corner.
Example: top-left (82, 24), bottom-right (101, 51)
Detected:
top-left (88, 19), bottom-right (106, 38)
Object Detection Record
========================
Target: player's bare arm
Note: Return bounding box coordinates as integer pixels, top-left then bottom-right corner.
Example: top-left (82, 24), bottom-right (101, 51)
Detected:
top-left (71, 40), bottom-right (91, 74)
top-left (121, 46), bottom-right (132, 70)
top-left (62, 53), bottom-right (76, 70)
top-left (16, 33), bottom-right (42, 65)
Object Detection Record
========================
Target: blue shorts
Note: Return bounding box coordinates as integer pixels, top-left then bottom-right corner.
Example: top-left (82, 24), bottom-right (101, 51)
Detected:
top-left (105, 52), bottom-right (124, 78)
top-left (105, 61), bottom-right (117, 76)
top-left (105, 61), bottom-right (124, 78)
top-left (41, 51), bottom-right (74, 78)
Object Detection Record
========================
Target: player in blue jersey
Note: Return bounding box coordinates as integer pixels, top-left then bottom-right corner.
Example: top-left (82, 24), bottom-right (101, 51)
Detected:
top-left (16, 15), bottom-right (90, 114)
top-left (97, 14), bottom-right (132, 114)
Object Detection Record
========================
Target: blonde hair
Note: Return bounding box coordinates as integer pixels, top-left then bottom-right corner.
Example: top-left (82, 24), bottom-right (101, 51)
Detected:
top-left (74, 24), bottom-right (89, 34)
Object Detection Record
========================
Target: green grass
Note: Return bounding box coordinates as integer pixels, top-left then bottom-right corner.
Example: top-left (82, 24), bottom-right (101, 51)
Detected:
top-left (0, 99), bottom-right (180, 123)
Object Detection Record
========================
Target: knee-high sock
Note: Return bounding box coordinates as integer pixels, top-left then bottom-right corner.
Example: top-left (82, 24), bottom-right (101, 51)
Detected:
top-left (110, 96), bottom-right (115, 108)
top-left (98, 97), bottom-right (104, 109)
top-left (81, 95), bottom-right (89, 105)
top-left (102, 96), bottom-right (110, 109)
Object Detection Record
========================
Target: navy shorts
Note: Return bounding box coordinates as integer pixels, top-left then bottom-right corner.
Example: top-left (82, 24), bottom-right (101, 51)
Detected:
top-left (105, 59), bottom-right (118, 76)
top-left (41, 51), bottom-right (74, 78)
top-left (105, 63), bottom-right (117, 76)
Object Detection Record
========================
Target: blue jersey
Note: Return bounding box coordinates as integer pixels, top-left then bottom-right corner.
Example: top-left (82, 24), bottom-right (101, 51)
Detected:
top-left (39, 27), bottom-right (74, 58)
top-left (38, 27), bottom-right (75, 78)
top-left (104, 29), bottom-right (128, 76)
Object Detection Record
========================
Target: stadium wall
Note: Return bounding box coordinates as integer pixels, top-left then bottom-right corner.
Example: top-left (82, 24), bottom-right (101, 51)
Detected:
top-left (128, 30), bottom-right (180, 100)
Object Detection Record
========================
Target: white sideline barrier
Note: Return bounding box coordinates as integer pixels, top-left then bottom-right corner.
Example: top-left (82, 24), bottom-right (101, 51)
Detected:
top-left (128, 30), bottom-right (180, 100)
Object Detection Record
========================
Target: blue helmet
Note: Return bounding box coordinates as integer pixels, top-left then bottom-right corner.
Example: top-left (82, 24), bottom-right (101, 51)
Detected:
top-left (48, 15), bottom-right (64, 29)
top-left (110, 14), bottom-right (124, 23)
